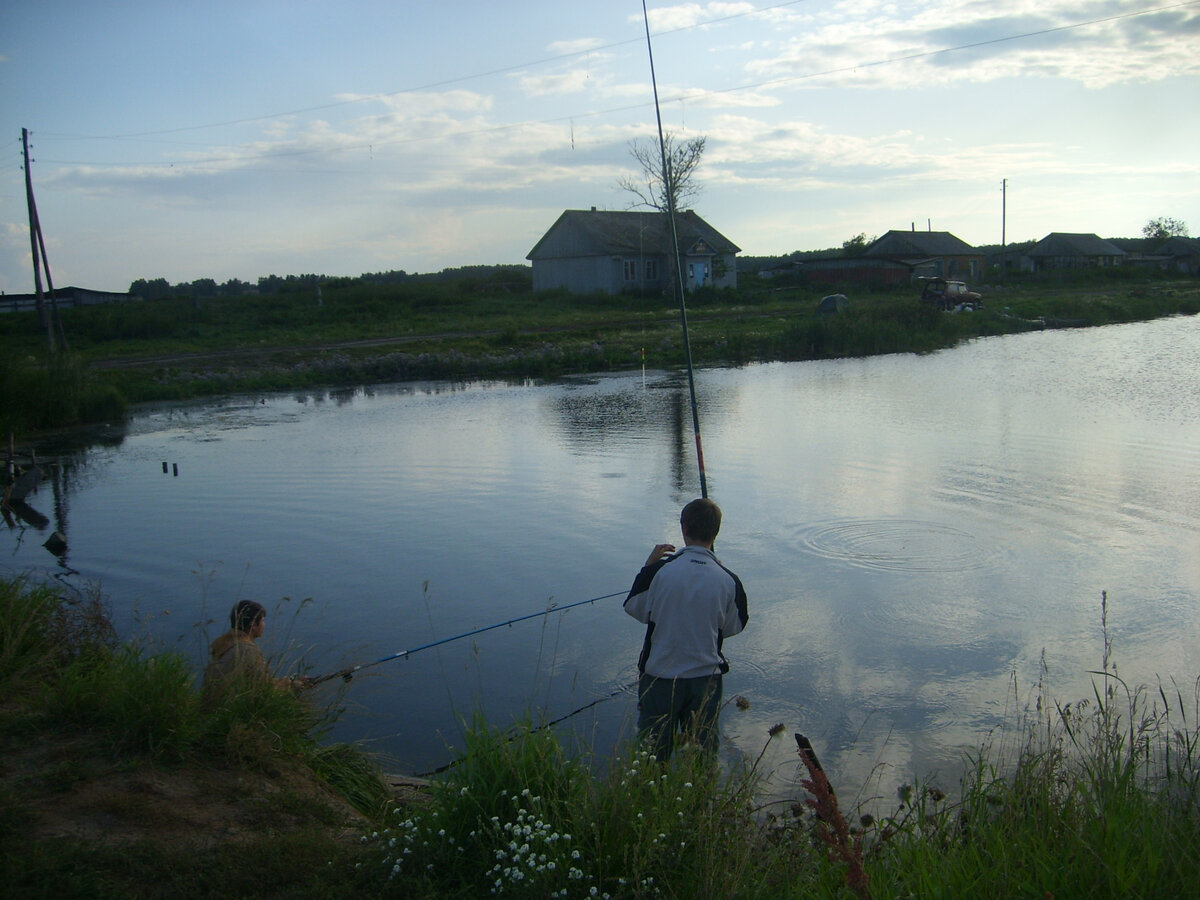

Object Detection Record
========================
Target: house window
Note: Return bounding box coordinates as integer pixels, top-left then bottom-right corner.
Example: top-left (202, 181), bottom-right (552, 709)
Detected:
top-left (645, 259), bottom-right (658, 280)
top-left (623, 259), bottom-right (637, 281)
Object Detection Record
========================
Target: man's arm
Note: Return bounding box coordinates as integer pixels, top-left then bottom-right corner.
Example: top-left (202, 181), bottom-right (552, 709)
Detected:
top-left (624, 549), bottom-right (674, 623)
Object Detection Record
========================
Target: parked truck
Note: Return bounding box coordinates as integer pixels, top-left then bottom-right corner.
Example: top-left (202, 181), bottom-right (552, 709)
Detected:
top-left (920, 278), bottom-right (982, 311)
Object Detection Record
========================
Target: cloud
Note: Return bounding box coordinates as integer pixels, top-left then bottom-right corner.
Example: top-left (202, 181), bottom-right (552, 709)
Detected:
top-left (738, 0), bottom-right (1200, 91)
top-left (546, 37), bottom-right (610, 55)
top-left (636, 2), bottom-right (759, 31)
top-left (518, 68), bottom-right (601, 96)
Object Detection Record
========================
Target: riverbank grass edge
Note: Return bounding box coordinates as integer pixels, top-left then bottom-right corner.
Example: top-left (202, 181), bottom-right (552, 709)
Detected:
top-left (2, 575), bottom-right (1198, 898)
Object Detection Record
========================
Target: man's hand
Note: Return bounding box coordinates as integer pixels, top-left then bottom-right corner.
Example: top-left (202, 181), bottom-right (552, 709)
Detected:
top-left (644, 543), bottom-right (677, 568)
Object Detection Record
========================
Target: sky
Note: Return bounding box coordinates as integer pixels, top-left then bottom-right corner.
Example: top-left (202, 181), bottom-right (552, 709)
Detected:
top-left (2, 0), bottom-right (1198, 293)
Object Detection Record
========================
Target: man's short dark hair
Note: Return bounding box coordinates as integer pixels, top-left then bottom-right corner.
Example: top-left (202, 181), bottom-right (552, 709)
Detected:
top-left (230, 600), bottom-right (266, 633)
top-left (680, 498), bottom-right (722, 543)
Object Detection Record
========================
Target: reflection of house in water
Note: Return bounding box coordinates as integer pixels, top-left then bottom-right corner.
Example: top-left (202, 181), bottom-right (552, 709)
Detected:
top-left (547, 376), bottom-right (704, 495)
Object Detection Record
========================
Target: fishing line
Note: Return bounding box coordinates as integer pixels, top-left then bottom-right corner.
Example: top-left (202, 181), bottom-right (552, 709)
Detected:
top-left (641, 0), bottom-right (708, 499)
top-left (311, 589), bottom-right (627, 685)
top-left (415, 679), bottom-right (637, 778)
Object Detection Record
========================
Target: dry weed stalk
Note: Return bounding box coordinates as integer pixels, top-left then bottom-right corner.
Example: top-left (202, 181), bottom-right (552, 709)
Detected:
top-left (796, 733), bottom-right (871, 900)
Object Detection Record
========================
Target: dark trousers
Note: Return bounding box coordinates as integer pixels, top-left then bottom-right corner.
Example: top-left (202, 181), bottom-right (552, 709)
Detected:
top-left (636, 673), bottom-right (723, 761)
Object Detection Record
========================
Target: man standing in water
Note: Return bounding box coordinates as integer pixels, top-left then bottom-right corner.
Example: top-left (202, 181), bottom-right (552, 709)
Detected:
top-left (624, 498), bottom-right (749, 761)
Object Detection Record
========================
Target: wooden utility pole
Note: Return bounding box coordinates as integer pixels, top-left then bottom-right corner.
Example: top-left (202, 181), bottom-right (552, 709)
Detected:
top-left (1001, 178), bottom-right (1007, 283)
top-left (22, 127), bottom-right (60, 353)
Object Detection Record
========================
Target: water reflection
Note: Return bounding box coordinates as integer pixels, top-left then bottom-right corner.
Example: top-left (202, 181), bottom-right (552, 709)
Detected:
top-left (3, 317), bottom-right (1198, 812)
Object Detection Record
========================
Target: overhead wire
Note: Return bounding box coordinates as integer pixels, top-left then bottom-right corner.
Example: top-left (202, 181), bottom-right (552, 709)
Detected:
top-left (21, 1), bottom-right (1194, 172)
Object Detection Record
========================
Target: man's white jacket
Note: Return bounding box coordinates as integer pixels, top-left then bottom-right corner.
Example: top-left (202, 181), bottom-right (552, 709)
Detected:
top-left (624, 545), bottom-right (749, 679)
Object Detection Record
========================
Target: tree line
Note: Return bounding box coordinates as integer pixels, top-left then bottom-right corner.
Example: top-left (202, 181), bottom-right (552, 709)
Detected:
top-left (129, 265), bottom-right (532, 301)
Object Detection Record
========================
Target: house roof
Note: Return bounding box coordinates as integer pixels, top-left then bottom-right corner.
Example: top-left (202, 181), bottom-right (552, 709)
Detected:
top-left (1029, 233), bottom-right (1127, 258)
top-left (864, 230), bottom-right (980, 259)
top-left (527, 209), bottom-right (740, 260)
top-left (1157, 235), bottom-right (1200, 257)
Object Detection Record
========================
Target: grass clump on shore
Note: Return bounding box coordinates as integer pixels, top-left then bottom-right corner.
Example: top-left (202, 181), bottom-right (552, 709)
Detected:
top-left (0, 574), bottom-right (392, 898)
top-left (3, 574), bottom-right (1198, 898)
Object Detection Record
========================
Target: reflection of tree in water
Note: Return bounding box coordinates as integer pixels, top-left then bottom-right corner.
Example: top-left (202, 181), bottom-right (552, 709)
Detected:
top-left (548, 375), bottom-right (699, 496)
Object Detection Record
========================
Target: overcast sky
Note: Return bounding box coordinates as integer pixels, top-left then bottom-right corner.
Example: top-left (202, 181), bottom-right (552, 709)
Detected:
top-left (2, 0), bottom-right (1198, 293)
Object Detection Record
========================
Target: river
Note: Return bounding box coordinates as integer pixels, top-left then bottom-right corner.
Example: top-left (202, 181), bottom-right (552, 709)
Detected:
top-left (5, 315), bottom-right (1199, 808)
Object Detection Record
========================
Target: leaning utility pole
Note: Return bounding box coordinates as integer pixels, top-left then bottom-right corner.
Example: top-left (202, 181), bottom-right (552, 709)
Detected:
top-left (22, 127), bottom-right (60, 353)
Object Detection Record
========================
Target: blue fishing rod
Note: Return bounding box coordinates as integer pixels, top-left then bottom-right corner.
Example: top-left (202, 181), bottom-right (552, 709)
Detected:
top-left (311, 589), bottom-right (627, 685)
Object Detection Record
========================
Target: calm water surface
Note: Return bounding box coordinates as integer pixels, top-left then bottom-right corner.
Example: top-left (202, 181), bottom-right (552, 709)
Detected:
top-left (6, 316), bottom-right (1199, 806)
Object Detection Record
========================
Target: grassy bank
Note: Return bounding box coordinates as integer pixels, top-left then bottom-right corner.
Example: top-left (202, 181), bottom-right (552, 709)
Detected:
top-left (3, 575), bottom-right (1197, 898)
top-left (2, 274), bottom-right (1197, 437)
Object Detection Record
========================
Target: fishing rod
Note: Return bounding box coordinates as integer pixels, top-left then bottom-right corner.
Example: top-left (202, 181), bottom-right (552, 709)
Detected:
top-left (641, 0), bottom-right (708, 499)
top-left (311, 589), bottom-right (627, 685)
top-left (416, 679), bottom-right (637, 778)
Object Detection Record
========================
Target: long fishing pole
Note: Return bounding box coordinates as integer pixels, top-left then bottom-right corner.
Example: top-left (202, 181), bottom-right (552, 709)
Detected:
top-left (416, 679), bottom-right (637, 777)
top-left (641, 0), bottom-right (708, 499)
top-left (311, 590), bottom-right (626, 685)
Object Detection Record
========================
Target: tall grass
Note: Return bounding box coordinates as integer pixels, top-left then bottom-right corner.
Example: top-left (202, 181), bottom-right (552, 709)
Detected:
top-left (0, 574), bottom-right (390, 814)
top-left (864, 597), bottom-right (1200, 899)
top-left (4, 572), bottom-right (1198, 897)
top-left (353, 596), bottom-right (1200, 899)
top-left (359, 713), bottom-right (821, 899)
top-left (0, 352), bottom-right (126, 436)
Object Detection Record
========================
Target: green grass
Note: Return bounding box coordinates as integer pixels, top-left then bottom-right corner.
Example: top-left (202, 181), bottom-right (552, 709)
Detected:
top-left (3, 273), bottom-right (1198, 438)
top-left (3, 581), bottom-right (1199, 896)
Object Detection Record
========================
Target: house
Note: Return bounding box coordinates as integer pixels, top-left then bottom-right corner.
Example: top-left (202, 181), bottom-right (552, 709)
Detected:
top-left (1156, 236), bottom-right (1200, 275)
top-left (862, 230), bottom-right (984, 281)
top-left (0, 285), bottom-right (141, 314)
top-left (527, 208), bottom-right (739, 295)
top-left (790, 255), bottom-right (911, 287)
top-left (1026, 233), bottom-right (1126, 270)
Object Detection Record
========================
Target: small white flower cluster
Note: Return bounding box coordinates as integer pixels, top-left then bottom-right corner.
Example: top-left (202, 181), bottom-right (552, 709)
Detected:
top-left (485, 788), bottom-right (595, 897)
top-left (371, 805), bottom-right (463, 881)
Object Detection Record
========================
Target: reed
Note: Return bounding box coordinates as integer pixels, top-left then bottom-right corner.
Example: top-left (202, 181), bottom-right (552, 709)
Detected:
top-left (861, 598), bottom-right (1200, 899)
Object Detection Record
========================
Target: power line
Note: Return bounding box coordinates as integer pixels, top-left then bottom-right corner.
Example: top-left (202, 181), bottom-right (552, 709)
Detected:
top-left (34, 1), bottom-right (817, 143)
top-left (23, 1), bottom-right (1198, 173)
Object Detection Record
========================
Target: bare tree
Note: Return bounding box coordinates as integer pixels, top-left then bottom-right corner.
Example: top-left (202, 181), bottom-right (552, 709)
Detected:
top-left (618, 132), bottom-right (707, 213)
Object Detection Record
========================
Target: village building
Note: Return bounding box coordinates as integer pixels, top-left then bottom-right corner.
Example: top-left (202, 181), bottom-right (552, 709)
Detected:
top-left (1025, 233), bottom-right (1127, 270)
top-left (527, 208), bottom-right (739, 295)
top-left (794, 229), bottom-right (982, 287)
top-left (0, 286), bottom-right (140, 314)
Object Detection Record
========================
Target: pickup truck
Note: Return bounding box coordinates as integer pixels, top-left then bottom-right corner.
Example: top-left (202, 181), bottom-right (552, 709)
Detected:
top-left (920, 279), bottom-right (982, 311)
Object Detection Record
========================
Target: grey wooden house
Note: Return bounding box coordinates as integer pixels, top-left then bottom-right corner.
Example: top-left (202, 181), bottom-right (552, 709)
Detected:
top-left (1026, 233), bottom-right (1127, 270)
top-left (863, 230), bottom-right (984, 281)
top-left (527, 208), bottom-right (739, 295)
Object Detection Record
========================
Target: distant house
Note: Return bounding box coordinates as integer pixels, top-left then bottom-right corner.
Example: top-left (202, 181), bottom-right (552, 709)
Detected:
top-left (1156, 236), bottom-right (1200, 275)
top-left (0, 285), bottom-right (141, 314)
top-left (862, 230), bottom-right (984, 281)
top-left (527, 208), bottom-right (739, 295)
top-left (1026, 233), bottom-right (1126, 270)
top-left (791, 255), bottom-right (911, 287)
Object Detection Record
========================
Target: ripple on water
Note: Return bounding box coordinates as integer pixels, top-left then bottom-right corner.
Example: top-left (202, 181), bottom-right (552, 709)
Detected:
top-left (795, 517), bottom-right (998, 574)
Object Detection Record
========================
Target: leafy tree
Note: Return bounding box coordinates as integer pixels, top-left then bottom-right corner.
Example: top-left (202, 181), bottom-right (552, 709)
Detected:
top-left (618, 132), bottom-right (706, 213)
top-left (190, 278), bottom-right (218, 298)
top-left (129, 277), bottom-right (171, 300)
top-left (841, 233), bottom-right (873, 256)
top-left (1142, 217), bottom-right (1189, 240)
